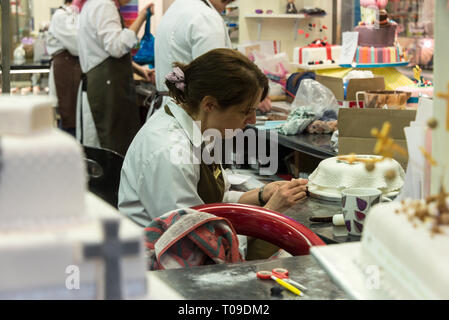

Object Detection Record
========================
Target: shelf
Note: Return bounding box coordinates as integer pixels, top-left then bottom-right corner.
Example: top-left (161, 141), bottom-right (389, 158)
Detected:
top-left (0, 69), bottom-right (50, 75)
top-left (245, 13), bottom-right (321, 41)
top-left (245, 13), bottom-right (307, 19)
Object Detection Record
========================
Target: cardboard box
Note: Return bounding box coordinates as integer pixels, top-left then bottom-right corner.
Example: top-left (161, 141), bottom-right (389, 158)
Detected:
top-left (338, 108), bottom-right (417, 169)
top-left (315, 75), bottom-right (385, 107)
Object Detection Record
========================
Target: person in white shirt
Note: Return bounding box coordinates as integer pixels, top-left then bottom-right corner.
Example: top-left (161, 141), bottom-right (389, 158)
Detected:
top-left (46, 0), bottom-right (81, 137)
top-left (76, 0), bottom-right (155, 156)
top-left (153, 0), bottom-right (272, 116)
top-left (119, 48), bottom-right (308, 228)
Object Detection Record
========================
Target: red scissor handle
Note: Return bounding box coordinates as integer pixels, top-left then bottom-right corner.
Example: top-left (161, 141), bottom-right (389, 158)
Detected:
top-left (257, 268), bottom-right (289, 280)
top-left (272, 268), bottom-right (289, 279)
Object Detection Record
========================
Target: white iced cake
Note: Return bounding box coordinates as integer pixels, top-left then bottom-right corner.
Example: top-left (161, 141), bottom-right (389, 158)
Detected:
top-left (0, 96), bottom-right (147, 299)
top-left (293, 42), bottom-right (342, 66)
top-left (308, 155), bottom-right (405, 198)
top-left (360, 194), bottom-right (449, 299)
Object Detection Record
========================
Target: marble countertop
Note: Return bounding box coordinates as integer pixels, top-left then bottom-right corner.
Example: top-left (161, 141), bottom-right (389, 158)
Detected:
top-left (148, 254), bottom-right (349, 300)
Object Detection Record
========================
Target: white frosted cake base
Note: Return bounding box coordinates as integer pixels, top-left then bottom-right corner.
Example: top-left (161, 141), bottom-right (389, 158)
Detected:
top-left (308, 156), bottom-right (405, 198)
top-left (312, 200), bottom-right (449, 300)
top-left (361, 201), bottom-right (449, 299)
top-left (0, 129), bottom-right (86, 230)
top-left (0, 192), bottom-right (147, 300)
top-left (311, 243), bottom-right (391, 300)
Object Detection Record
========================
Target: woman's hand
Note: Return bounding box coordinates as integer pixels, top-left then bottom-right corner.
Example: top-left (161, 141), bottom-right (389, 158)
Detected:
top-left (130, 3), bottom-right (154, 33)
top-left (140, 67), bottom-right (155, 83)
top-left (263, 179), bottom-right (308, 213)
top-left (139, 2), bottom-right (154, 16)
top-left (260, 181), bottom-right (288, 203)
top-left (133, 62), bottom-right (155, 83)
top-left (257, 96), bottom-right (272, 113)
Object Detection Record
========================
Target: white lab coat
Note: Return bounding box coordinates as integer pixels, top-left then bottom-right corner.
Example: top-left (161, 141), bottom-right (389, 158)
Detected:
top-left (118, 99), bottom-right (243, 227)
top-left (46, 4), bottom-right (79, 106)
top-left (46, 5), bottom-right (79, 57)
top-left (75, 0), bottom-right (138, 147)
top-left (153, 0), bottom-right (231, 114)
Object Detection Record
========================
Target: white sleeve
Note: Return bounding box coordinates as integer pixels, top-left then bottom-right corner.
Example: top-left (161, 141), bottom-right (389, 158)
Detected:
top-left (93, 3), bottom-right (137, 58)
top-left (221, 167), bottom-right (244, 203)
top-left (223, 190), bottom-right (245, 203)
top-left (51, 11), bottom-right (79, 56)
top-left (138, 148), bottom-right (205, 219)
top-left (189, 12), bottom-right (228, 59)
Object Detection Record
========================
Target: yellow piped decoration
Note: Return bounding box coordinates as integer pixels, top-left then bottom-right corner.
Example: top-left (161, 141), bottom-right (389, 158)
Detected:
top-left (413, 65), bottom-right (422, 83)
top-left (419, 146), bottom-right (438, 167)
top-left (371, 122), bottom-right (408, 158)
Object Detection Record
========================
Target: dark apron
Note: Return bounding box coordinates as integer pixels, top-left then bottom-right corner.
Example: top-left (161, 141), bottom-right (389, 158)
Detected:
top-left (53, 50), bottom-right (81, 129)
top-left (164, 105), bottom-right (225, 203)
top-left (85, 53), bottom-right (140, 156)
top-left (83, 9), bottom-right (140, 156)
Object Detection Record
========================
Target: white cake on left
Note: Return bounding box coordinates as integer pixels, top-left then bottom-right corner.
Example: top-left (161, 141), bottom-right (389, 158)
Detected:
top-left (0, 96), bottom-right (147, 299)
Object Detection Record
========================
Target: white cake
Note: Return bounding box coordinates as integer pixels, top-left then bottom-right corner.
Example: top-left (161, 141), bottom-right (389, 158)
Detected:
top-left (308, 155), bottom-right (405, 199)
top-left (293, 43), bottom-right (342, 66)
top-left (359, 196), bottom-right (449, 299)
top-left (0, 96), bottom-right (147, 299)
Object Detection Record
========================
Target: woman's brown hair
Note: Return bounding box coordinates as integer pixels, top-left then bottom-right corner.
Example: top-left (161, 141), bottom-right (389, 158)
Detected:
top-left (165, 48), bottom-right (269, 113)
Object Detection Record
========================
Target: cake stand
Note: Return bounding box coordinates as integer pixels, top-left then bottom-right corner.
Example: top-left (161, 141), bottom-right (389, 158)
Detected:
top-left (339, 61), bottom-right (410, 69)
top-left (308, 185), bottom-right (399, 203)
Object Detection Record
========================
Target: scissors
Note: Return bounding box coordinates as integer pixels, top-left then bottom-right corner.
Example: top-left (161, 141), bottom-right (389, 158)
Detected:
top-left (257, 268), bottom-right (308, 292)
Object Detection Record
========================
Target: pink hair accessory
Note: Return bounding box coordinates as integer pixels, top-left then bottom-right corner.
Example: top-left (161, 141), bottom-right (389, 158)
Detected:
top-left (165, 67), bottom-right (186, 92)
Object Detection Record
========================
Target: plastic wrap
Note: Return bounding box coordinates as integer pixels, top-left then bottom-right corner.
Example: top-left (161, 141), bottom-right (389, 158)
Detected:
top-left (277, 80), bottom-right (339, 135)
top-left (292, 79), bottom-right (339, 118)
top-left (253, 51), bottom-right (291, 86)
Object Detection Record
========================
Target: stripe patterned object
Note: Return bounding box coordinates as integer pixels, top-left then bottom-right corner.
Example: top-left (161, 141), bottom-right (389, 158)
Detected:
top-left (119, 0), bottom-right (139, 28)
top-left (390, 47), bottom-right (396, 63)
top-left (377, 48), bottom-right (383, 63)
top-left (144, 208), bottom-right (243, 270)
top-left (355, 46), bottom-right (401, 64)
top-left (383, 47), bottom-right (389, 63)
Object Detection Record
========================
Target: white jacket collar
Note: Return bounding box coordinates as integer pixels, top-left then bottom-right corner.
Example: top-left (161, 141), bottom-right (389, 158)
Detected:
top-left (166, 99), bottom-right (203, 149)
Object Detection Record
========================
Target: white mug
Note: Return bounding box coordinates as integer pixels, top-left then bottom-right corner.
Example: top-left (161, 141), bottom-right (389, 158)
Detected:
top-left (341, 188), bottom-right (391, 236)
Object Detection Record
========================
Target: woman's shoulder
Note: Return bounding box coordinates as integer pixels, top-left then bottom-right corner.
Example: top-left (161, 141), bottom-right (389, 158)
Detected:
top-left (130, 111), bottom-right (191, 156)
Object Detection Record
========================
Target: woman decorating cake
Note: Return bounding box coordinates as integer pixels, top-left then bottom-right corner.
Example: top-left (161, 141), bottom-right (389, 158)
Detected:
top-left (118, 49), bottom-right (308, 256)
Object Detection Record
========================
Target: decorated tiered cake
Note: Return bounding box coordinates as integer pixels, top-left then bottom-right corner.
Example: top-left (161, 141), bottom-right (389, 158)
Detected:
top-left (354, 3), bottom-right (405, 64)
top-left (308, 155), bottom-right (405, 199)
top-left (0, 96), bottom-right (147, 299)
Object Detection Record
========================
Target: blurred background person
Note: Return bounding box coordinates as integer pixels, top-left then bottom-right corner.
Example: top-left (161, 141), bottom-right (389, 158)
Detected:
top-left (153, 0), bottom-right (272, 117)
top-left (46, 0), bottom-right (81, 137)
top-left (76, 0), bottom-right (154, 156)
